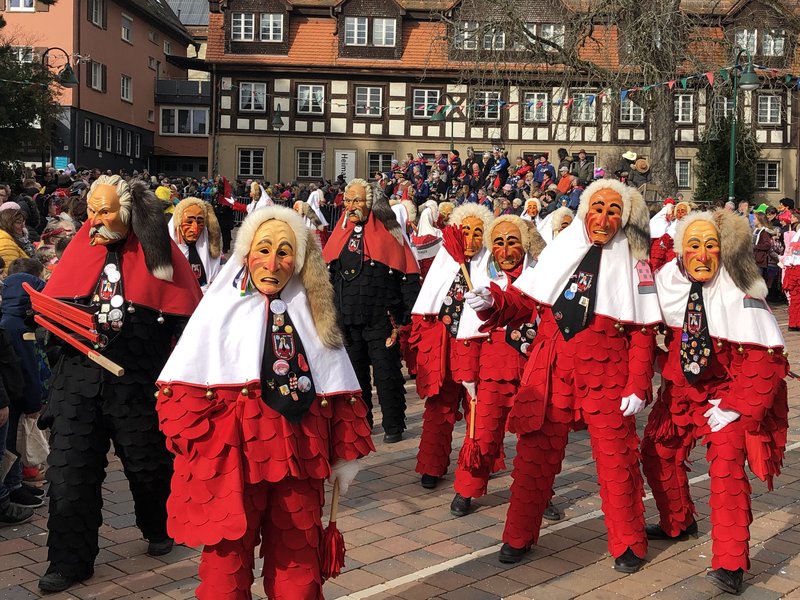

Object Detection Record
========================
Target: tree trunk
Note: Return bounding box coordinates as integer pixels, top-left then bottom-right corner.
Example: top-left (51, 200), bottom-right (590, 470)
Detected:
top-left (648, 86), bottom-right (679, 199)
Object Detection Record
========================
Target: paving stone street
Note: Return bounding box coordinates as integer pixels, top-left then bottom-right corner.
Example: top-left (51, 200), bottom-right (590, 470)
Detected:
top-left (3, 303), bottom-right (800, 600)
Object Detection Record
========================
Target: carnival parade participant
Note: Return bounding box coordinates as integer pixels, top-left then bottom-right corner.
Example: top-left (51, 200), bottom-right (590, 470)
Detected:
top-left (549, 206), bottom-right (574, 239)
top-left (642, 210), bottom-right (788, 595)
top-left (411, 199), bottom-right (443, 279)
top-left (467, 180), bottom-right (660, 571)
top-left (410, 203), bottom-right (493, 489)
top-left (650, 199), bottom-right (692, 272)
top-left (323, 179), bottom-right (420, 443)
top-left (156, 206), bottom-right (374, 599)
top-left (450, 214), bottom-right (544, 516)
top-left (37, 175), bottom-right (203, 593)
top-left (168, 197), bottom-right (222, 292)
top-left (294, 200), bottom-right (326, 248)
top-left (781, 214), bottom-right (800, 331)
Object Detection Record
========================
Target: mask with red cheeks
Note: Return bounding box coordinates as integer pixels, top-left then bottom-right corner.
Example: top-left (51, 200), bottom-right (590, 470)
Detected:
top-left (460, 216), bottom-right (484, 258)
top-left (584, 188), bottom-right (623, 245)
top-left (681, 219), bottom-right (720, 283)
top-left (491, 221), bottom-right (525, 272)
top-left (179, 204), bottom-right (205, 243)
top-left (247, 220), bottom-right (297, 296)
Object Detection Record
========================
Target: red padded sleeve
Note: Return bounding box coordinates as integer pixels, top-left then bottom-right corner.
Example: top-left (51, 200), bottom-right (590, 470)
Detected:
top-left (719, 347), bottom-right (788, 422)
top-left (622, 326), bottom-right (658, 402)
top-left (478, 283), bottom-right (538, 332)
top-left (330, 392), bottom-right (375, 463)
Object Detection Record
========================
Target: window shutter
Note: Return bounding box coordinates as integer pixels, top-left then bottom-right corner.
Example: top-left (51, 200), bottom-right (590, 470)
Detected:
top-left (87, 0), bottom-right (92, 22)
top-left (103, 0), bottom-right (107, 29)
top-left (101, 64), bottom-right (107, 92)
top-left (86, 61), bottom-right (92, 88)
top-left (35, 0), bottom-right (50, 12)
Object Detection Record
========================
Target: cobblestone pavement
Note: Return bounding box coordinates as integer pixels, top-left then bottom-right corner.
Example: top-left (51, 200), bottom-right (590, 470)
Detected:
top-left (4, 303), bottom-right (800, 600)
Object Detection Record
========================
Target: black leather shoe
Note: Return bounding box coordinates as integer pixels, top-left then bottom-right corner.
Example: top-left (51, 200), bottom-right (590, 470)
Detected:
top-left (39, 571), bottom-right (91, 593)
top-left (706, 567), bottom-right (744, 595)
top-left (147, 537), bottom-right (174, 557)
top-left (645, 519), bottom-right (698, 541)
top-left (383, 432), bottom-right (403, 444)
top-left (614, 547), bottom-right (645, 573)
top-left (542, 500), bottom-right (563, 522)
top-left (420, 474), bottom-right (439, 489)
top-left (498, 543), bottom-right (531, 564)
top-left (450, 493), bottom-right (472, 517)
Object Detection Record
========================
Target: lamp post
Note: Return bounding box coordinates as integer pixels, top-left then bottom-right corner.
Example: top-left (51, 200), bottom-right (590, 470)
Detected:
top-left (271, 107), bottom-right (284, 185)
top-left (430, 93), bottom-right (455, 151)
top-left (727, 46), bottom-right (761, 203)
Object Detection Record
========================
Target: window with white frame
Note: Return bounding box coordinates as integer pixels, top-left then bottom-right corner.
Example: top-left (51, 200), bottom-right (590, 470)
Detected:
top-left (758, 95), bottom-right (781, 125)
top-left (260, 13), bottom-right (283, 42)
top-left (134, 134), bottom-right (141, 158)
top-left (161, 107), bottom-right (208, 135)
top-left (121, 14), bottom-right (133, 42)
top-left (90, 0), bottom-right (105, 27)
top-left (372, 18), bottom-right (396, 47)
top-left (762, 29), bottom-right (785, 56)
top-left (354, 86), bottom-right (382, 117)
top-left (125, 131), bottom-right (132, 155)
top-left (675, 159), bottom-right (691, 189)
top-left (572, 92), bottom-right (596, 123)
top-left (454, 21), bottom-right (479, 50)
top-left (11, 47), bottom-right (33, 63)
top-left (412, 89), bottom-right (440, 118)
top-left (482, 28), bottom-right (505, 50)
top-left (619, 98), bottom-right (644, 124)
top-left (539, 24), bottom-right (564, 51)
top-left (90, 61), bottom-right (105, 91)
top-left (297, 84), bottom-right (324, 115)
top-left (147, 109), bottom-right (155, 123)
top-left (523, 91), bottom-right (548, 122)
top-left (674, 93), bottom-right (693, 124)
top-left (148, 31), bottom-right (158, 43)
top-left (84, 119), bottom-right (91, 147)
top-left (116, 128), bottom-right (123, 153)
top-left (148, 56), bottom-right (158, 70)
top-left (756, 160), bottom-right (780, 190)
top-left (239, 82), bottom-right (267, 112)
top-left (345, 17), bottom-right (368, 46)
top-left (473, 90), bottom-right (501, 121)
top-left (238, 148), bottom-right (264, 177)
top-left (95, 122), bottom-right (102, 149)
top-left (105, 125), bottom-right (112, 151)
top-left (232, 13), bottom-right (255, 41)
top-left (164, 40), bottom-right (172, 54)
top-left (8, 0), bottom-right (34, 12)
top-left (713, 96), bottom-right (733, 121)
top-left (513, 23), bottom-right (536, 51)
top-left (297, 150), bottom-right (323, 179)
top-left (368, 152), bottom-right (394, 177)
top-left (734, 28), bottom-right (757, 55)
top-left (121, 75), bottom-right (132, 102)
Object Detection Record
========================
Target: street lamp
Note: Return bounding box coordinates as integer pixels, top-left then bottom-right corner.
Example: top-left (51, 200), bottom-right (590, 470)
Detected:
top-left (430, 93), bottom-right (455, 151)
top-left (271, 107), bottom-right (284, 184)
top-left (727, 47), bottom-right (761, 203)
top-left (41, 47), bottom-right (79, 87)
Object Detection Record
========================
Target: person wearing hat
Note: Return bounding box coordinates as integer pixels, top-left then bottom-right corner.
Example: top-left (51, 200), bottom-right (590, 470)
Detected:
top-left (642, 210), bottom-right (788, 595)
top-left (466, 180), bottom-right (660, 571)
top-left (556, 167), bottom-right (574, 195)
top-left (630, 157), bottom-right (651, 187)
top-left (533, 153), bottom-right (555, 187)
top-left (570, 149), bottom-right (594, 187)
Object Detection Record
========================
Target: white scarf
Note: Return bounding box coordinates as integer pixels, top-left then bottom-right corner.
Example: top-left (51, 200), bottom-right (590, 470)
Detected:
top-left (656, 260), bottom-right (784, 348)
top-left (649, 204), bottom-right (676, 239)
top-left (411, 246), bottom-right (489, 339)
top-left (157, 258), bottom-right (361, 394)
top-left (514, 216), bottom-right (662, 325)
top-left (307, 189), bottom-right (329, 227)
top-left (247, 187), bottom-right (274, 214)
top-left (167, 215), bottom-right (222, 293)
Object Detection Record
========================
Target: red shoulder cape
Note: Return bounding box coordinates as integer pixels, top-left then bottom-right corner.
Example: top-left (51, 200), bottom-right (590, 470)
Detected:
top-left (44, 221), bottom-right (202, 317)
top-left (323, 212), bottom-right (419, 274)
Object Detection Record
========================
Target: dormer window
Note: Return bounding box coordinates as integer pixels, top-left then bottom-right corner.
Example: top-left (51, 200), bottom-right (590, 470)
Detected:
top-left (454, 22), bottom-right (479, 50)
top-left (260, 13), bottom-right (283, 42)
top-left (345, 17), bottom-right (368, 46)
top-left (734, 27), bottom-right (784, 57)
top-left (373, 18), bottom-right (396, 47)
top-left (232, 13), bottom-right (255, 41)
top-left (482, 29), bottom-right (505, 51)
top-left (734, 28), bottom-right (757, 54)
top-left (539, 24), bottom-right (564, 51)
top-left (344, 16), bottom-right (396, 48)
top-left (762, 29), bottom-right (785, 56)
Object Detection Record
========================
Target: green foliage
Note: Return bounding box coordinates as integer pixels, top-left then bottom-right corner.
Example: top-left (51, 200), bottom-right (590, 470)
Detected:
top-left (694, 116), bottom-right (759, 205)
top-left (0, 43), bottom-right (62, 164)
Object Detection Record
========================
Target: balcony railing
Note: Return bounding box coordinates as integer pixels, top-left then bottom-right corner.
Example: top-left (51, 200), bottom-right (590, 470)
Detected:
top-left (155, 79), bottom-right (211, 105)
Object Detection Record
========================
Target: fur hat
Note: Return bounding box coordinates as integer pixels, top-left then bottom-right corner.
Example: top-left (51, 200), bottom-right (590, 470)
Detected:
top-left (401, 199), bottom-right (417, 224)
top-left (576, 179), bottom-right (650, 261)
top-left (674, 210), bottom-right (767, 299)
top-left (172, 197), bottom-right (221, 259)
top-left (293, 200), bottom-right (323, 228)
top-left (550, 206), bottom-right (575, 236)
top-left (524, 198), bottom-right (541, 213)
top-left (483, 214), bottom-right (546, 259)
top-left (450, 202), bottom-right (494, 231)
top-left (233, 206), bottom-right (343, 347)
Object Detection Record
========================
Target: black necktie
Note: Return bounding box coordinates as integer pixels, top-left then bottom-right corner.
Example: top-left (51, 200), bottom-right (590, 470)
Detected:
top-left (551, 244), bottom-right (602, 341)
top-left (260, 298), bottom-right (316, 423)
top-left (438, 263), bottom-right (469, 337)
top-left (680, 281), bottom-right (713, 383)
top-left (186, 242), bottom-right (207, 287)
top-left (339, 226), bottom-right (364, 282)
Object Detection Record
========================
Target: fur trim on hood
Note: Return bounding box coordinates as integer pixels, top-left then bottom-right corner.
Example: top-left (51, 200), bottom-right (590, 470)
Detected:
top-left (674, 210), bottom-right (768, 299)
top-left (451, 202), bottom-right (494, 231)
top-left (293, 201), bottom-right (323, 228)
top-left (172, 197), bottom-right (221, 259)
top-left (401, 199), bottom-right (417, 224)
top-left (128, 179), bottom-right (174, 281)
top-left (484, 214), bottom-right (545, 259)
top-left (550, 206), bottom-right (574, 237)
top-left (233, 206), bottom-right (343, 347)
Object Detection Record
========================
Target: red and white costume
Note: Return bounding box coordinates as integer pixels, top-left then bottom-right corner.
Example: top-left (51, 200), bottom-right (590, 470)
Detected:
top-left (643, 259), bottom-right (788, 573)
top-left (481, 195), bottom-right (661, 559)
top-left (781, 228), bottom-right (800, 328)
top-left (411, 245), bottom-right (488, 479)
top-left (156, 214), bottom-right (374, 599)
top-left (649, 199), bottom-right (677, 272)
top-left (411, 200), bottom-right (443, 279)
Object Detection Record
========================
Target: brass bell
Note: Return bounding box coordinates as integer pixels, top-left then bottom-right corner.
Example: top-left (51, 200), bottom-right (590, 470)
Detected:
top-left (783, 350), bottom-right (789, 358)
top-left (153, 390), bottom-right (159, 399)
top-left (320, 399), bottom-right (329, 408)
top-left (737, 345), bottom-right (744, 354)
top-left (349, 396), bottom-right (357, 405)
top-left (161, 386), bottom-right (172, 397)
top-left (241, 387), bottom-right (249, 396)
top-left (464, 340), bottom-right (470, 346)
top-left (641, 327), bottom-right (647, 334)
top-left (205, 389), bottom-right (215, 400)
top-left (716, 341), bottom-right (723, 348)
top-left (768, 348), bottom-right (775, 355)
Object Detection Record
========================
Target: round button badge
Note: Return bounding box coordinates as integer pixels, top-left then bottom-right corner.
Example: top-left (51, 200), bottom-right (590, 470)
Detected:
top-left (107, 270), bottom-right (121, 283)
top-left (270, 299), bottom-right (287, 315)
top-left (273, 360), bottom-right (290, 376)
top-left (110, 295), bottom-right (124, 308)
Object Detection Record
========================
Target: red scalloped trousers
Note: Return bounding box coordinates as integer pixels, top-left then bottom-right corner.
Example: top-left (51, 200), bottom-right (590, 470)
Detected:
top-left (783, 265), bottom-right (800, 327)
top-left (642, 407), bottom-right (753, 571)
top-left (197, 477), bottom-right (324, 600)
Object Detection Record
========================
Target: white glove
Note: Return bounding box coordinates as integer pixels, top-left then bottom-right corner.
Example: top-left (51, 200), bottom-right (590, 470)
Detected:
top-left (703, 399), bottom-right (741, 432)
top-left (465, 286), bottom-right (493, 312)
top-left (330, 459), bottom-right (360, 496)
top-left (619, 393), bottom-right (646, 417)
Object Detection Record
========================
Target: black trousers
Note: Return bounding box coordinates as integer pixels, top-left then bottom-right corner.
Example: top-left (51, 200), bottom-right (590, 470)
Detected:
top-left (343, 322), bottom-right (407, 435)
top-left (45, 386), bottom-right (172, 579)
